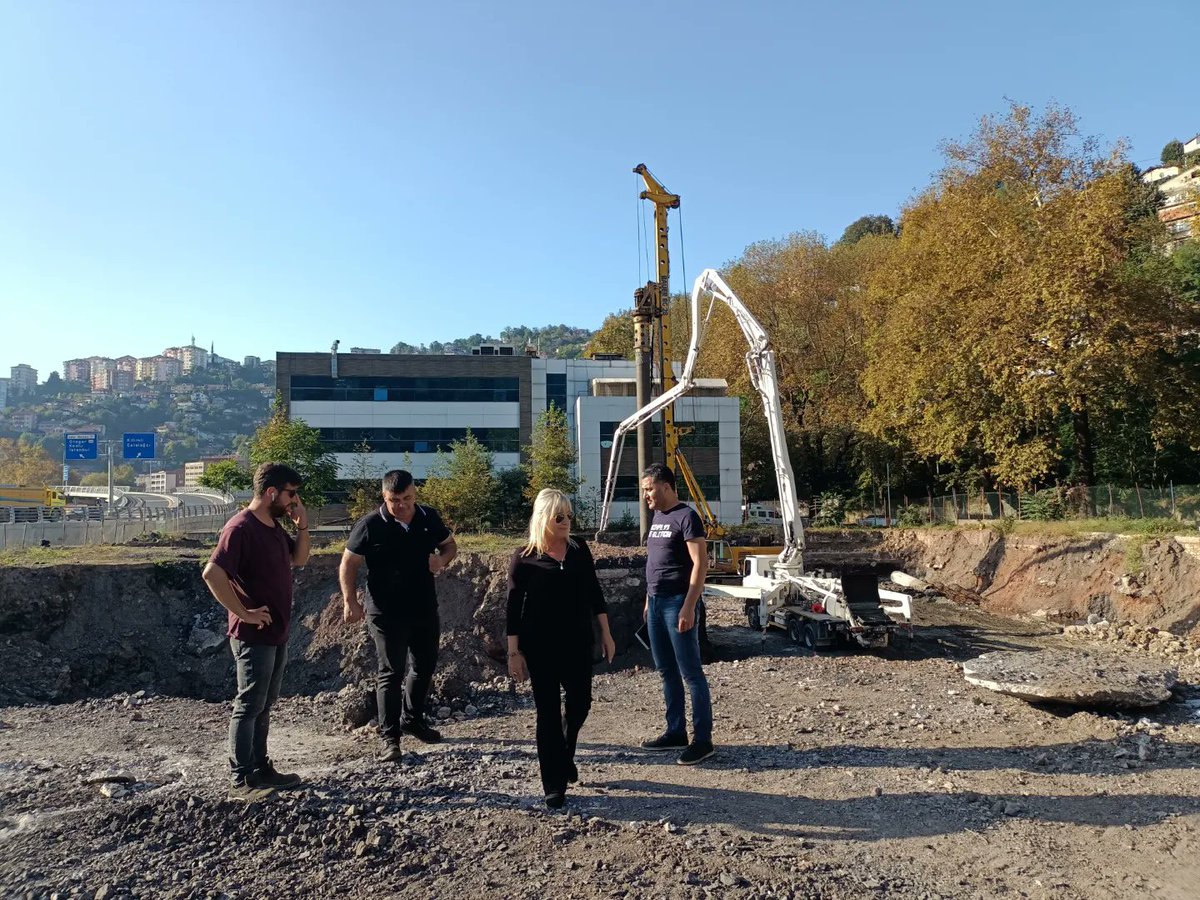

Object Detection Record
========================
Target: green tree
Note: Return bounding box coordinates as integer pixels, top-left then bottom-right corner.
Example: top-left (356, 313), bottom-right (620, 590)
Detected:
top-left (248, 399), bottom-right (339, 509)
top-left (0, 437), bottom-right (59, 485)
top-left (418, 430), bottom-right (497, 531)
top-left (345, 439), bottom-right (382, 520)
top-left (523, 406), bottom-right (580, 500)
top-left (837, 214), bottom-right (897, 245)
top-left (199, 459), bottom-right (252, 492)
top-left (1161, 139), bottom-right (1185, 166)
top-left (491, 466), bottom-right (531, 531)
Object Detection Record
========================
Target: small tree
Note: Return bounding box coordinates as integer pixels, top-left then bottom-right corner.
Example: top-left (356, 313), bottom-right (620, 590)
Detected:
top-left (199, 459), bottom-right (252, 493)
top-left (491, 466), bottom-right (531, 531)
top-left (1161, 139), bottom-right (1185, 166)
top-left (523, 406), bottom-right (580, 501)
top-left (248, 397), bottom-right (339, 511)
top-left (345, 439), bottom-right (382, 520)
top-left (419, 430), bottom-right (498, 531)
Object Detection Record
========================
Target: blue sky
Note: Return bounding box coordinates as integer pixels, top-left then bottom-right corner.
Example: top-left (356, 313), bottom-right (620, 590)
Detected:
top-left (1, 0), bottom-right (1195, 381)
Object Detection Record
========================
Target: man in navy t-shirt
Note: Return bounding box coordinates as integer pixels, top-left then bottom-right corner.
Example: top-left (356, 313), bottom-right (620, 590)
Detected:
top-left (639, 462), bottom-right (714, 765)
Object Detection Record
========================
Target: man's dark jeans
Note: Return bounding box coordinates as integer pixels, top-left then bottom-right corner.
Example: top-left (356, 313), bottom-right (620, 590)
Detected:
top-left (367, 608), bottom-right (440, 742)
top-left (228, 638), bottom-right (288, 781)
top-left (647, 593), bottom-right (712, 743)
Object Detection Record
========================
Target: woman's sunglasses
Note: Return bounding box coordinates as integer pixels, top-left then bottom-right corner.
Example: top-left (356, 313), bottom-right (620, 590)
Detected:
top-left (554, 512), bottom-right (574, 524)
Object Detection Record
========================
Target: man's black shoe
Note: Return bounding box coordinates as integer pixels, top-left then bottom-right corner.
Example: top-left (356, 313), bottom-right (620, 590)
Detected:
top-left (640, 732), bottom-right (688, 751)
top-left (677, 740), bottom-right (715, 766)
top-left (250, 760), bottom-right (301, 789)
top-left (545, 791), bottom-right (566, 810)
top-left (228, 780), bottom-right (275, 803)
top-left (567, 761), bottom-right (579, 784)
top-left (400, 719), bottom-right (443, 744)
top-left (377, 740), bottom-right (404, 763)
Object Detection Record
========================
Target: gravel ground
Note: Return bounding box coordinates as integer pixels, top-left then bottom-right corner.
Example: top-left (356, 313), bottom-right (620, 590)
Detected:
top-left (2, 595), bottom-right (1199, 900)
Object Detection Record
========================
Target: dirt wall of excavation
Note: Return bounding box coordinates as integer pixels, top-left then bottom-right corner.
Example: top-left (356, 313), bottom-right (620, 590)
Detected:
top-left (3, 528), bottom-right (1199, 707)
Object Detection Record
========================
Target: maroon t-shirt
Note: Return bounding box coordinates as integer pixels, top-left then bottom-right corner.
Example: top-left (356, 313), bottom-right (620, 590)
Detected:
top-left (209, 509), bottom-right (296, 646)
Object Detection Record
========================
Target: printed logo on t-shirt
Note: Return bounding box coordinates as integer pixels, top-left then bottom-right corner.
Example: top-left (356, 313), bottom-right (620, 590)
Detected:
top-left (648, 523), bottom-right (675, 540)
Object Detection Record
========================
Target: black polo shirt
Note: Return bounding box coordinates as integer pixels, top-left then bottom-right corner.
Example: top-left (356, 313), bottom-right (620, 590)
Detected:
top-left (346, 504), bottom-right (452, 615)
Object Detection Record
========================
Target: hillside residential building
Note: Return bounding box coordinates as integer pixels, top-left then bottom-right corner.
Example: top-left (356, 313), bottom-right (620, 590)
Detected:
top-left (0, 378), bottom-right (9, 410)
top-left (163, 342), bottom-right (209, 373)
top-left (136, 355), bottom-right (183, 382)
top-left (1143, 134), bottom-right (1199, 246)
top-left (276, 349), bottom-right (744, 523)
top-left (9, 364), bottom-right (37, 398)
top-left (63, 359), bottom-right (91, 382)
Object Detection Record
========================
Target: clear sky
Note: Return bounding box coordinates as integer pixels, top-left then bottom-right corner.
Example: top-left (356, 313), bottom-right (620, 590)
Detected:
top-left (1, 0), bottom-right (1195, 381)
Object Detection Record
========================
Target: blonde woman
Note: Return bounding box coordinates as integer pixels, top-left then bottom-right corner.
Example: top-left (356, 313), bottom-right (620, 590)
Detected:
top-left (506, 489), bottom-right (616, 809)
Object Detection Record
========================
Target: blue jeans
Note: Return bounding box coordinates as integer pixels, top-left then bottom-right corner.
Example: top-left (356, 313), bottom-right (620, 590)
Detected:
top-left (647, 594), bottom-right (712, 744)
top-left (228, 638), bottom-right (288, 781)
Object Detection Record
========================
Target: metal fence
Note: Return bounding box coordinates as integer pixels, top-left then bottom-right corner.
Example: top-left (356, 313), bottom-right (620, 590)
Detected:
top-left (0, 493), bottom-right (238, 551)
top-left (880, 484), bottom-right (1200, 526)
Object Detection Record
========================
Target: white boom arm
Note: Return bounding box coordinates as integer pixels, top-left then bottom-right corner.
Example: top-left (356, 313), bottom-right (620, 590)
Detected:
top-left (597, 268), bottom-right (806, 573)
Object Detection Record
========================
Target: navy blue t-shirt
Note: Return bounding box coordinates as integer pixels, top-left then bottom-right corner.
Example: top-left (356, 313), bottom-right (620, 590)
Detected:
top-left (645, 503), bottom-right (705, 597)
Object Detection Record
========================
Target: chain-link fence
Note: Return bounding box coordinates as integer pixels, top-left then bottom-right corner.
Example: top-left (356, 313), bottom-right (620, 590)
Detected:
top-left (876, 484), bottom-right (1200, 526)
top-left (0, 495), bottom-right (238, 550)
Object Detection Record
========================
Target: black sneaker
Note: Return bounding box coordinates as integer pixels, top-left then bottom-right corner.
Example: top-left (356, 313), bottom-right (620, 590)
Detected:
top-left (250, 760), bottom-right (301, 789)
top-left (677, 741), bottom-right (715, 766)
top-left (567, 761), bottom-right (579, 784)
top-left (377, 740), bottom-right (404, 763)
top-left (400, 719), bottom-right (443, 744)
top-left (228, 780), bottom-right (275, 803)
top-left (545, 791), bottom-right (566, 810)
top-left (640, 732), bottom-right (688, 751)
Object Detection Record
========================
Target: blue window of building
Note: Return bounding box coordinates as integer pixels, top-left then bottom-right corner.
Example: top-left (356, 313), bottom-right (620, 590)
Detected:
top-left (291, 375), bottom-right (520, 403)
top-left (546, 373), bottom-right (567, 412)
top-left (318, 427), bottom-right (520, 454)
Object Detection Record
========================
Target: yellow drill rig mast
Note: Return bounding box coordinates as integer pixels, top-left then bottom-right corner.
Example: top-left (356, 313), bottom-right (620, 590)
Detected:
top-left (633, 164), bottom-right (726, 545)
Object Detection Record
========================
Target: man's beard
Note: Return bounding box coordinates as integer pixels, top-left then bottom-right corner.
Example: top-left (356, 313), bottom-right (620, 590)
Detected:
top-left (269, 499), bottom-right (291, 519)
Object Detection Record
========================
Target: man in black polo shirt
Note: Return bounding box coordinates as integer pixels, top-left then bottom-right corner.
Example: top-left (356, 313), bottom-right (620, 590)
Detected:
top-left (340, 469), bottom-right (457, 762)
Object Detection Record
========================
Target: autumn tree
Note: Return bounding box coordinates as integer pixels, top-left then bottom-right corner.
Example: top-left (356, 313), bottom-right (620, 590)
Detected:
top-left (696, 230), bottom-right (896, 498)
top-left (0, 437), bottom-right (59, 485)
top-left (862, 102), bottom-right (1198, 490)
top-left (583, 309), bottom-right (634, 359)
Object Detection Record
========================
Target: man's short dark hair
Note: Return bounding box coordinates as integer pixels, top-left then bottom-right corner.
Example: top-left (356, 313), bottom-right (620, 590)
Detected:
top-left (381, 470), bottom-right (414, 494)
top-left (254, 462), bottom-right (304, 497)
top-left (642, 462), bottom-right (675, 490)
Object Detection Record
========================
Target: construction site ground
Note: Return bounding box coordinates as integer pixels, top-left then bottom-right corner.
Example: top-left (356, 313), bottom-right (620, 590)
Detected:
top-left (3, 592), bottom-right (1198, 900)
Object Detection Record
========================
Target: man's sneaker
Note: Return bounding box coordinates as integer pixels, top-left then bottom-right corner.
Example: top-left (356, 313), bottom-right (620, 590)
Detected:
top-left (677, 741), bottom-right (715, 766)
top-left (567, 761), bottom-right (579, 784)
top-left (400, 719), bottom-right (443, 744)
top-left (377, 740), bottom-right (404, 763)
top-left (250, 760), bottom-right (301, 789)
top-left (640, 732), bottom-right (688, 752)
top-left (544, 791), bottom-right (566, 810)
top-left (228, 780), bottom-right (275, 803)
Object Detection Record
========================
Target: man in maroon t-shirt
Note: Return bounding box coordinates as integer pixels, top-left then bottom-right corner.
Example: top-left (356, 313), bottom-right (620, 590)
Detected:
top-left (202, 461), bottom-right (311, 801)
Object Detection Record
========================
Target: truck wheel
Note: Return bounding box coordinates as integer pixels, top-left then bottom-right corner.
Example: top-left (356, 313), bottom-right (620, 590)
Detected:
top-left (746, 605), bottom-right (762, 631)
top-left (802, 622), bottom-right (820, 650)
top-left (787, 617), bottom-right (803, 645)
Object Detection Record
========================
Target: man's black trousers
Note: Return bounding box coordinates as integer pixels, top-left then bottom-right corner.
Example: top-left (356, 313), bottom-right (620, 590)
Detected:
top-left (367, 607), bottom-right (439, 742)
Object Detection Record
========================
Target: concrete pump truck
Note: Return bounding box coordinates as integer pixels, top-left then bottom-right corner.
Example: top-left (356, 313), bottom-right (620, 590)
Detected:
top-left (597, 269), bottom-right (912, 651)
